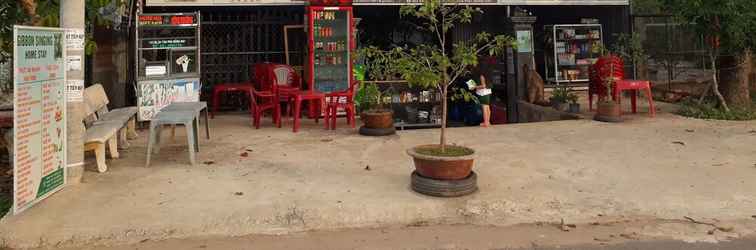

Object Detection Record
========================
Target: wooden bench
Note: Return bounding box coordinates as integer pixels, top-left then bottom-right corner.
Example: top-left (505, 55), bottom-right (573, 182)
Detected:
top-left (82, 84), bottom-right (139, 172)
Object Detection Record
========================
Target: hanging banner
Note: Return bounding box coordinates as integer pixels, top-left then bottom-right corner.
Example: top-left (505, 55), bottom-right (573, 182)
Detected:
top-left (13, 26), bottom-right (67, 215)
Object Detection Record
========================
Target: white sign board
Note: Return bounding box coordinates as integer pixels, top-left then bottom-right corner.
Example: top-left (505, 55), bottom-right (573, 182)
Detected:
top-left (13, 26), bottom-right (67, 215)
top-left (66, 55), bottom-right (82, 72)
top-left (66, 80), bottom-right (84, 102)
top-left (137, 78), bottom-right (201, 120)
top-left (64, 28), bottom-right (85, 51)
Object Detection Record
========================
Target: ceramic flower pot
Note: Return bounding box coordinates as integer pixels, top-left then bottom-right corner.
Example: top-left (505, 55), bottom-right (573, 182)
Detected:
top-left (360, 109), bottom-right (394, 129)
top-left (407, 145), bottom-right (475, 180)
top-left (594, 101), bottom-right (622, 122)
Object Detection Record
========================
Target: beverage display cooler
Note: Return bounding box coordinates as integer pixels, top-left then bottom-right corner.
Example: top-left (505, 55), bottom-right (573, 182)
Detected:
top-left (307, 5), bottom-right (354, 93)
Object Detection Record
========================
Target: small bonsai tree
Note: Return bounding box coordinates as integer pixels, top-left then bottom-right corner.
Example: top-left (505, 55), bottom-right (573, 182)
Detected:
top-left (355, 46), bottom-right (399, 112)
top-left (567, 91), bottom-right (579, 105)
top-left (374, 0), bottom-right (514, 152)
top-left (550, 85), bottom-right (570, 104)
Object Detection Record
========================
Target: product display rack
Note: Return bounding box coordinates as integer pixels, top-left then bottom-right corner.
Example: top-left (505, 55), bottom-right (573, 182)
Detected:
top-left (135, 12), bottom-right (202, 121)
top-left (366, 80), bottom-right (443, 130)
top-left (544, 24), bottom-right (603, 85)
top-left (307, 6), bottom-right (354, 93)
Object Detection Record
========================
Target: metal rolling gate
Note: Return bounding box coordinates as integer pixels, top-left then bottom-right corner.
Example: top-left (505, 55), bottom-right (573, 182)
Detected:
top-left (201, 8), bottom-right (306, 111)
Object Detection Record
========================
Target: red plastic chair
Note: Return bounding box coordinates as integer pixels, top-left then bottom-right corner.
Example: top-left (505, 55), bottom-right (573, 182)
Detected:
top-left (590, 55), bottom-right (656, 117)
top-left (269, 64), bottom-right (302, 118)
top-left (614, 80), bottom-right (656, 117)
top-left (263, 64), bottom-right (324, 132)
top-left (251, 63), bottom-right (281, 128)
top-left (325, 81), bottom-right (358, 130)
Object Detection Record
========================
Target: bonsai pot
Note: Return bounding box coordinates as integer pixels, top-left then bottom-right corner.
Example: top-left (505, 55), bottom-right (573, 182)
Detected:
top-left (594, 101), bottom-right (622, 122)
top-left (359, 109), bottom-right (396, 136)
top-left (361, 109), bottom-right (394, 129)
top-left (551, 101), bottom-right (567, 112)
top-left (407, 144), bottom-right (475, 180)
top-left (568, 103), bottom-right (580, 113)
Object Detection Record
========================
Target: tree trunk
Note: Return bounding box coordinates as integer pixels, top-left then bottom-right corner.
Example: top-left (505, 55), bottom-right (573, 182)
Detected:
top-left (750, 53), bottom-right (756, 92)
top-left (439, 84), bottom-right (447, 152)
top-left (718, 51), bottom-right (752, 110)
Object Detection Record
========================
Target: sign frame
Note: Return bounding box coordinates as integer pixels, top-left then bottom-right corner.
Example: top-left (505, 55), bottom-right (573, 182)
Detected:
top-left (12, 25), bottom-right (68, 215)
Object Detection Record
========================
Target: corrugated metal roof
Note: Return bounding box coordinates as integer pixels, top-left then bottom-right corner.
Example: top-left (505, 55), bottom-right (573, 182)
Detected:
top-left (146, 0), bottom-right (629, 6)
top-left (497, 0), bottom-right (628, 5)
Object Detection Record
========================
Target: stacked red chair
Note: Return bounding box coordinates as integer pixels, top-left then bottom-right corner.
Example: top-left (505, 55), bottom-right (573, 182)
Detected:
top-left (588, 55), bottom-right (622, 111)
top-left (589, 55), bottom-right (656, 117)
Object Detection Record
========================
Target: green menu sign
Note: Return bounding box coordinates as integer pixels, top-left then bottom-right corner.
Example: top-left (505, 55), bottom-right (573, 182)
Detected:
top-left (13, 26), bottom-right (67, 215)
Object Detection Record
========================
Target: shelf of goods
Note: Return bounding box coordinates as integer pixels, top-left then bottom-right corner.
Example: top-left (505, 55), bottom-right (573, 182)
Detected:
top-left (544, 24), bottom-right (603, 85)
top-left (308, 6), bottom-right (354, 94)
top-left (365, 80), bottom-right (443, 130)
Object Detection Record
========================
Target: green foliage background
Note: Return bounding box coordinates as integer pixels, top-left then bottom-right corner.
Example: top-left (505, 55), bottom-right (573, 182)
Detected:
top-left (0, 0), bottom-right (122, 64)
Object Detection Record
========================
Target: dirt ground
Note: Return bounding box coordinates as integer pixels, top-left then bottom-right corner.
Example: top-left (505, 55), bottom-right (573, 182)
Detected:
top-left (46, 220), bottom-right (756, 250)
top-left (1, 101), bottom-right (756, 249)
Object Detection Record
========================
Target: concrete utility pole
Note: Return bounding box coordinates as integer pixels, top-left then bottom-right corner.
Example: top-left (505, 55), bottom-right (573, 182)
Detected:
top-left (60, 0), bottom-right (86, 184)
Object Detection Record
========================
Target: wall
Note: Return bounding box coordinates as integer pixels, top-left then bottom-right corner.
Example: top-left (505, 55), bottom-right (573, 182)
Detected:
top-left (517, 100), bottom-right (580, 123)
top-left (752, 55), bottom-right (756, 91)
top-left (91, 25), bottom-right (130, 108)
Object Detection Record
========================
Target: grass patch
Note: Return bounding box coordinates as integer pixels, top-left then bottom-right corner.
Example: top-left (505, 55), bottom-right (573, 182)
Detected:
top-left (676, 98), bottom-right (756, 121)
top-left (415, 145), bottom-right (474, 157)
top-left (0, 195), bottom-right (10, 218)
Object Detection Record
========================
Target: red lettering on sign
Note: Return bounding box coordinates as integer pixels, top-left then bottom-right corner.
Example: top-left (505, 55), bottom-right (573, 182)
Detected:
top-left (170, 16), bottom-right (194, 25)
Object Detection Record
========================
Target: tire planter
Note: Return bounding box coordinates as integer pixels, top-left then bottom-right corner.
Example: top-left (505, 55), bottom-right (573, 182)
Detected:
top-left (594, 101), bottom-right (622, 123)
top-left (411, 171), bottom-right (478, 197)
top-left (358, 126), bottom-right (396, 136)
top-left (406, 145), bottom-right (475, 180)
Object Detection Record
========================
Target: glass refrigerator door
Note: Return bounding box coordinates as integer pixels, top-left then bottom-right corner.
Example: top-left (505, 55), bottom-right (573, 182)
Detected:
top-left (312, 9), bottom-right (350, 93)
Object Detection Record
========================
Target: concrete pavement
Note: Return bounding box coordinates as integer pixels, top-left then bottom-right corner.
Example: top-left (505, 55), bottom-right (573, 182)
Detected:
top-left (1, 110), bottom-right (755, 249)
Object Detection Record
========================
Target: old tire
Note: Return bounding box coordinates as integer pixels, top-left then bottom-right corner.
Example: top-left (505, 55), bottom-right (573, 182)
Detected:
top-left (594, 115), bottom-right (623, 123)
top-left (411, 171), bottom-right (478, 197)
top-left (358, 126), bottom-right (396, 136)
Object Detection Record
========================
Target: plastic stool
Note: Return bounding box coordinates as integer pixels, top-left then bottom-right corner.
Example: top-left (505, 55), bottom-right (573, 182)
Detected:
top-left (613, 80), bottom-right (656, 117)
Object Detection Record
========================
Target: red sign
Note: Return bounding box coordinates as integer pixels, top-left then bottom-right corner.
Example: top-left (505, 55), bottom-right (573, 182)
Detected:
top-left (138, 15), bottom-right (164, 25)
top-left (170, 16), bottom-right (195, 25)
top-left (139, 15), bottom-right (196, 26)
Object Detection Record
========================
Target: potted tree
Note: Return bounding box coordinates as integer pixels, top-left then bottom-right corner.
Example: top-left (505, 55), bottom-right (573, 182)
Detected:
top-left (375, 1), bottom-right (514, 183)
top-left (549, 85), bottom-right (570, 112)
top-left (590, 43), bottom-right (623, 122)
top-left (355, 48), bottom-right (397, 136)
top-left (593, 63), bottom-right (622, 122)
